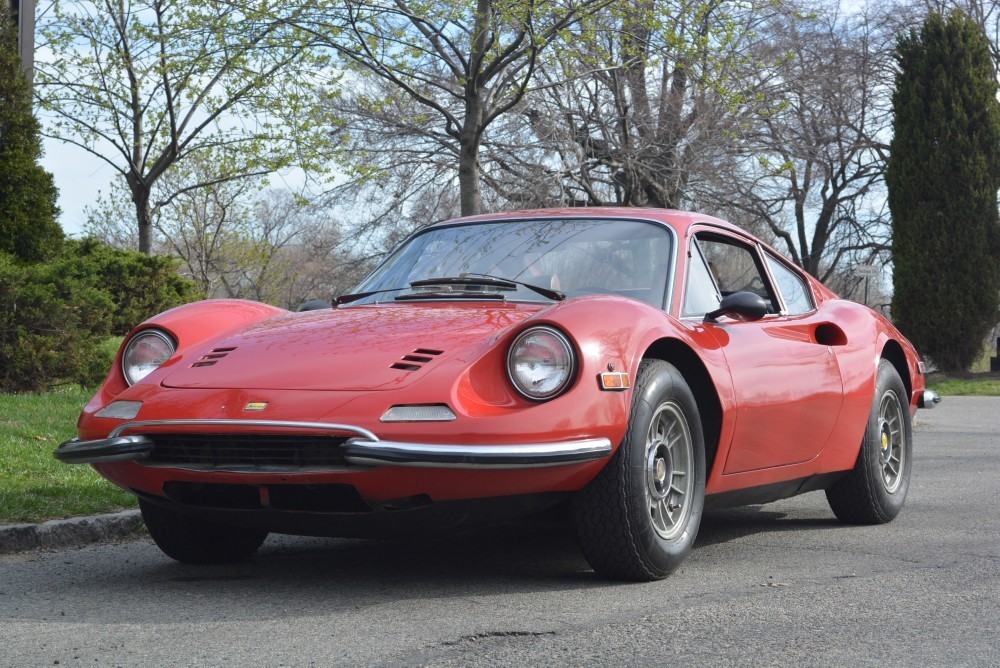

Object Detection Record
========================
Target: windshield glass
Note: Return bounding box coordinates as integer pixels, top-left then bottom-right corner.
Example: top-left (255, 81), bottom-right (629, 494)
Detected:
top-left (352, 218), bottom-right (674, 306)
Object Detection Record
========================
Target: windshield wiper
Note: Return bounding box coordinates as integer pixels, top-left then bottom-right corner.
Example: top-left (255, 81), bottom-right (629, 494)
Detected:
top-left (334, 287), bottom-right (408, 305)
top-left (458, 273), bottom-right (565, 301)
top-left (335, 273), bottom-right (565, 306)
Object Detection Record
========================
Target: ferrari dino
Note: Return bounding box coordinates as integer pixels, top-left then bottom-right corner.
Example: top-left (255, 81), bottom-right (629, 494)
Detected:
top-left (56, 208), bottom-right (939, 580)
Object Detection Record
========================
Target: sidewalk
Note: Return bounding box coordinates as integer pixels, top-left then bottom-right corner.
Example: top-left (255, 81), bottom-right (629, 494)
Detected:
top-left (0, 510), bottom-right (144, 554)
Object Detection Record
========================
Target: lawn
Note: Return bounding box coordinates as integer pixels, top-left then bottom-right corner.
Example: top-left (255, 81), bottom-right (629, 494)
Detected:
top-left (925, 374), bottom-right (1000, 396)
top-left (0, 386), bottom-right (136, 525)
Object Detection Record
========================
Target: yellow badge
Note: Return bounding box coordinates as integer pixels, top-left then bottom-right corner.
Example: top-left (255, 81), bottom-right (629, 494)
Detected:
top-left (244, 402), bottom-right (268, 412)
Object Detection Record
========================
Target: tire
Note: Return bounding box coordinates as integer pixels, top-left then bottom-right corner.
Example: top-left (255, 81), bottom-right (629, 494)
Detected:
top-left (573, 359), bottom-right (706, 581)
top-left (826, 360), bottom-right (913, 524)
top-left (139, 499), bottom-right (268, 564)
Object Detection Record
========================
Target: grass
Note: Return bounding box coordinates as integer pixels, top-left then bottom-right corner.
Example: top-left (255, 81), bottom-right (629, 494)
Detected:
top-left (925, 374), bottom-right (1000, 396)
top-left (0, 386), bottom-right (136, 525)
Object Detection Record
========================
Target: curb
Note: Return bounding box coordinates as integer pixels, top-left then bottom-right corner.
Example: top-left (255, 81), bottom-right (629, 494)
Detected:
top-left (0, 510), bottom-right (144, 555)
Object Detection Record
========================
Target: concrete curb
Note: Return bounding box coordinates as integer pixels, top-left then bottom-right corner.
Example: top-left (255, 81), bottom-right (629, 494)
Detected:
top-left (0, 510), bottom-right (144, 555)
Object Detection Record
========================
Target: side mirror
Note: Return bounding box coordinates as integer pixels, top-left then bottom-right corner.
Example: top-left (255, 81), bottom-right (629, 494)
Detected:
top-left (704, 291), bottom-right (768, 323)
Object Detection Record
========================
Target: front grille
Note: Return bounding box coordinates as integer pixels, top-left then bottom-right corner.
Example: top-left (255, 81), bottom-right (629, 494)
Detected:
top-left (145, 434), bottom-right (348, 469)
top-left (162, 481), bottom-right (371, 512)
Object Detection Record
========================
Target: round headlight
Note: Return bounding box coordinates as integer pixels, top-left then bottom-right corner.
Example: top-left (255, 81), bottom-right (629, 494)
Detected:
top-left (507, 326), bottom-right (576, 401)
top-left (122, 329), bottom-right (175, 386)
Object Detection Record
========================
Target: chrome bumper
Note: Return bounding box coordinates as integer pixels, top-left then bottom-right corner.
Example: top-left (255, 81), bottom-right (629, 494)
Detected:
top-left (919, 390), bottom-right (942, 409)
top-left (54, 419), bottom-right (613, 469)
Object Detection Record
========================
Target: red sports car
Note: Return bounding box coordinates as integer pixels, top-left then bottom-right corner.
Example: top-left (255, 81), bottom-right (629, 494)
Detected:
top-left (56, 208), bottom-right (939, 580)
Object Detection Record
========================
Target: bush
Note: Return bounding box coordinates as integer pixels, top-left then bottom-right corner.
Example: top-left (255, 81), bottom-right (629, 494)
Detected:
top-left (63, 238), bottom-right (202, 335)
top-left (0, 241), bottom-right (200, 392)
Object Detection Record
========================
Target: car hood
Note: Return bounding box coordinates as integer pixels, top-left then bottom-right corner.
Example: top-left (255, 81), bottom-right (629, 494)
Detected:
top-left (160, 303), bottom-right (541, 391)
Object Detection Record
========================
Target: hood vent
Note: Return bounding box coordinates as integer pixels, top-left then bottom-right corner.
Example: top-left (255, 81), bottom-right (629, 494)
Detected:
top-left (390, 348), bottom-right (443, 372)
top-left (191, 347), bottom-right (237, 368)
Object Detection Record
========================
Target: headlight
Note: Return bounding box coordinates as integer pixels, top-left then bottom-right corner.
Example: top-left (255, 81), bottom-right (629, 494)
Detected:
top-left (122, 329), bottom-right (175, 386)
top-left (507, 326), bottom-right (576, 401)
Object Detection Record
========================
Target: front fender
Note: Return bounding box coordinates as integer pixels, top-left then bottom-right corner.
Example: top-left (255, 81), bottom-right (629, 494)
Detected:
top-left (81, 299), bottom-right (289, 418)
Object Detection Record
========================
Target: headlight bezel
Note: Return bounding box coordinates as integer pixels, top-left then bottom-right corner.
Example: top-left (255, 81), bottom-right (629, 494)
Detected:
top-left (506, 325), bottom-right (577, 402)
top-left (121, 329), bottom-right (176, 386)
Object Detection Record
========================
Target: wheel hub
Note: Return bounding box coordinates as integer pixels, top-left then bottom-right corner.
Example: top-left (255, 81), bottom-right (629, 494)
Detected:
top-left (878, 420), bottom-right (892, 464)
top-left (646, 442), bottom-right (671, 500)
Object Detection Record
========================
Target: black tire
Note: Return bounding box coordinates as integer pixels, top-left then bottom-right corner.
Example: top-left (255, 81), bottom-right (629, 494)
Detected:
top-left (572, 359), bottom-right (706, 581)
top-left (139, 499), bottom-right (268, 564)
top-left (826, 360), bottom-right (913, 524)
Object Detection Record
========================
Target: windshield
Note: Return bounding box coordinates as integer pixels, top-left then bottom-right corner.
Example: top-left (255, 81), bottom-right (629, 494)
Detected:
top-left (351, 218), bottom-right (674, 307)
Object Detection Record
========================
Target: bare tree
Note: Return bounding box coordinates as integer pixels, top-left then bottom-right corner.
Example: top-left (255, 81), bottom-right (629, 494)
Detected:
top-left (712, 3), bottom-right (896, 281)
top-left (519, 0), bottom-right (784, 209)
top-left (36, 0), bottom-right (336, 253)
top-left (304, 0), bottom-right (611, 218)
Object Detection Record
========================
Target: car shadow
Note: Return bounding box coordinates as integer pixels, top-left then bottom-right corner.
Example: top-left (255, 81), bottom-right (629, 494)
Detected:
top-left (8, 502), bottom-right (853, 627)
top-left (697, 505), bottom-right (843, 548)
top-left (145, 502), bottom-right (841, 587)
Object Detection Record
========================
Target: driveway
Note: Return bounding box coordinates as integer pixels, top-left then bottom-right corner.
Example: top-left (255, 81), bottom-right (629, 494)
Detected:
top-left (1, 397), bottom-right (997, 666)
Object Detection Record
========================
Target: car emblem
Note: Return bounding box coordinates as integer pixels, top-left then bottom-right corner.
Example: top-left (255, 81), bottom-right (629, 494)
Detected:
top-left (243, 402), bottom-right (268, 412)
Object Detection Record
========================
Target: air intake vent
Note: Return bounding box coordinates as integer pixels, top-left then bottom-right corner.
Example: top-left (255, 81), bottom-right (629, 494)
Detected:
top-left (390, 348), bottom-right (444, 371)
top-left (191, 347), bottom-right (237, 368)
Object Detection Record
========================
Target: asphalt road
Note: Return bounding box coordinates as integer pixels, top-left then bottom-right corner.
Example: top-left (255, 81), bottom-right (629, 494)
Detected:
top-left (2, 397), bottom-right (997, 667)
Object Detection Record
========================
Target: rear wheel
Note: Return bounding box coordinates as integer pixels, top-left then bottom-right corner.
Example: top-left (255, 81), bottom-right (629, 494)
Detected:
top-left (826, 360), bottom-right (913, 524)
top-left (140, 500), bottom-right (268, 564)
top-left (573, 360), bottom-right (706, 581)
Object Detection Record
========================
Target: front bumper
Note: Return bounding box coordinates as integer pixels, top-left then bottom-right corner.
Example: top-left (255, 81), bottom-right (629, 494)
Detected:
top-left (55, 419), bottom-right (613, 469)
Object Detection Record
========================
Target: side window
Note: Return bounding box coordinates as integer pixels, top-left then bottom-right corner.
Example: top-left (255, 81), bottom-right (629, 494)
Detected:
top-left (764, 253), bottom-right (814, 315)
top-left (683, 241), bottom-right (722, 316)
top-left (696, 235), bottom-right (778, 313)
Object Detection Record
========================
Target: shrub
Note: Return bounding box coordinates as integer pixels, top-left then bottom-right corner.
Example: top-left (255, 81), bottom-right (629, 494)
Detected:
top-left (63, 238), bottom-right (202, 335)
top-left (0, 241), bottom-right (200, 392)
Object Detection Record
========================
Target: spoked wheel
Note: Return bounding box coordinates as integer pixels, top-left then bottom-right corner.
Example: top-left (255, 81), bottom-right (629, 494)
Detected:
top-left (573, 359), bottom-right (706, 581)
top-left (876, 389), bottom-right (907, 494)
top-left (826, 360), bottom-right (913, 524)
top-left (140, 499), bottom-right (268, 564)
top-left (644, 402), bottom-right (696, 541)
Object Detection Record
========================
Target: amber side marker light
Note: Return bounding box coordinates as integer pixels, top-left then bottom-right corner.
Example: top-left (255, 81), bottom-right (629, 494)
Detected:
top-left (599, 372), bottom-right (631, 391)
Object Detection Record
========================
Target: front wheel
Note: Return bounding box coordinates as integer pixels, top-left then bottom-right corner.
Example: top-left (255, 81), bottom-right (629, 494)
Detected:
top-left (140, 500), bottom-right (268, 564)
top-left (826, 360), bottom-right (913, 524)
top-left (573, 360), bottom-right (706, 581)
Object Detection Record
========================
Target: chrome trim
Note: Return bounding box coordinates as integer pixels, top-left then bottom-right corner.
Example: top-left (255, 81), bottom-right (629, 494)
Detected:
top-left (506, 326), bottom-right (577, 401)
top-left (60, 419), bottom-right (612, 470)
top-left (108, 419), bottom-right (379, 441)
top-left (122, 329), bottom-right (176, 387)
top-left (342, 437), bottom-right (613, 468)
top-left (919, 390), bottom-right (941, 409)
top-left (54, 435), bottom-right (154, 464)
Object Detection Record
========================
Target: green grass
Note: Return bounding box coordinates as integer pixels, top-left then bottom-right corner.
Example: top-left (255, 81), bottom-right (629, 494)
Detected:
top-left (0, 386), bottom-right (136, 525)
top-left (925, 376), bottom-right (1000, 396)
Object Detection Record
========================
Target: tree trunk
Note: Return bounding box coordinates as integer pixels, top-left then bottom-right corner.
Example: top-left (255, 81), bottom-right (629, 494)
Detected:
top-left (128, 173), bottom-right (153, 254)
top-left (458, 130), bottom-right (482, 216)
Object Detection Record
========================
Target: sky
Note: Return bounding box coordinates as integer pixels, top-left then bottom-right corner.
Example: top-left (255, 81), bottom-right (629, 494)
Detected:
top-left (42, 136), bottom-right (117, 237)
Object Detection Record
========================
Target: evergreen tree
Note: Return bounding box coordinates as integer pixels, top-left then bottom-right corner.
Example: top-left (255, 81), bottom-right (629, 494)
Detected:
top-left (0, 2), bottom-right (62, 262)
top-left (887, 11), bottom-right (1000, 372)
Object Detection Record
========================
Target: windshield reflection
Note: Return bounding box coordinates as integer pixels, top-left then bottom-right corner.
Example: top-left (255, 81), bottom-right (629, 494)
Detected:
top-left (352, 218), bottom-right (674, 307)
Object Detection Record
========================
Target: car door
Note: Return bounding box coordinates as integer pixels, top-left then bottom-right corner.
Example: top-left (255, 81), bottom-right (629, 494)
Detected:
top-left (683, 231), bottom-right (845, 473)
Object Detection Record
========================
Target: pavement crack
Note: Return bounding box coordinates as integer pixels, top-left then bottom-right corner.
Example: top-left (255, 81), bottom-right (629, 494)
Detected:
top-left (442, 630), bottom-right (556, 647)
